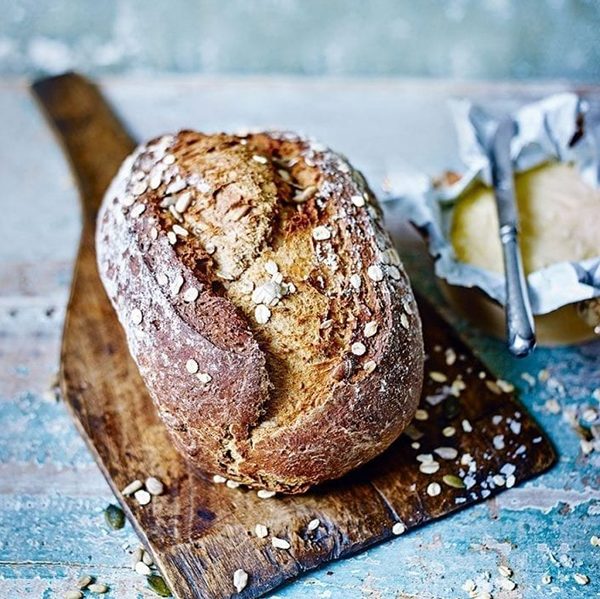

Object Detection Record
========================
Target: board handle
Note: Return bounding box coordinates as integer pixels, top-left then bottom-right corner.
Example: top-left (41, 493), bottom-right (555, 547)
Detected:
top-left (31, 72), bottom-right (136, 224)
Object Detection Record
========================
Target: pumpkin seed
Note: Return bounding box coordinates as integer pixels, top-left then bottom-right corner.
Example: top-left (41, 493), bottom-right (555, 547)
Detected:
top-left (147, 574), bottom-right (172, 596)
top-left (443, 474), bottom-right (465, 489)
top-left (104, 504), bottom-right (125, 530)
top-left (64, 591), bottom-right (83, 599)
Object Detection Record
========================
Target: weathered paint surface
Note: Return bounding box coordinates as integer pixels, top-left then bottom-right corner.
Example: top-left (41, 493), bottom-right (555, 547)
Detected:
top-left (0, 78), bottom-right (598, 598)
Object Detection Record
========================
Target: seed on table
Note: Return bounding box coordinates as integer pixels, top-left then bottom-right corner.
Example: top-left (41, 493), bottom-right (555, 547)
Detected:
top-left (64, 591), bottom-right (83, 599)
top-left (142, 550), bottom-right (154, 566)
top-left (541, 574), bottom-right (552, 584)
top-left (135, 561), bottom-right (152, 576)
top-left (88, 583), bottom-right (109, 594)
top-left (147, 574), bottom-right (172, 597)
top-left (498, 565), bottom-right (512, 578)
top-left (498, 577), bottom-right (516, 590)
top-left (76, 574), bottom-right (93, 589)
top-left (145, 476), bottom-right (165, 496)
top-left (591, 535), bottom-right (600, 546)
top-left (131, 547), bottom-right (144, 567)
top-left (104, 504), bottom-right (125, 530)
top-left (392, 522), bottom-right (406, 535)
top-left (573, 573), bottom-right (590, 585)
top-left (233, 569), bottom-right (249, 593)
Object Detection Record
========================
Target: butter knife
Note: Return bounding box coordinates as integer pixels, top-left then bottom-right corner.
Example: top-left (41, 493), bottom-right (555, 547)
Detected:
top-left (489, 116), bottom-right (536, 357)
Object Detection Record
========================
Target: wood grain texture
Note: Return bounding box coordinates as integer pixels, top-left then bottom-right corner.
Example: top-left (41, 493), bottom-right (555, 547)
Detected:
top-left (32, 73), bottom-right (556, 599)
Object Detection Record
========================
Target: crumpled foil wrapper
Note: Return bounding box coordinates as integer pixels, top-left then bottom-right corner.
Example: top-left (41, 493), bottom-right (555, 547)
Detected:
top-left (383, 93), bottom-right (600, 315)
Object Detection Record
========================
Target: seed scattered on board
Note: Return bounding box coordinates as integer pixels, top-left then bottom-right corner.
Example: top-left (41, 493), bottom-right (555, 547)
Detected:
top-left (307, 518), bottom-right (320, 532)
top-left (233, 569), bottom-right (249, 593)
top-left (392, 522), bottom-right (406, 535)
top-left (122, 476), bottom-right (165, 506)
top-left (426, 482), bottom-right (441, 497)
top-left (255, 523), bottom-right (268, 538)
top-left (272, 537), bottom-right (291, 550)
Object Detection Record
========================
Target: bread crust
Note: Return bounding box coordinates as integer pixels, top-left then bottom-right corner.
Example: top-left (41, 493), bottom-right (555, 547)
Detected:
top-left (96, 130), bottom-right (424, 493)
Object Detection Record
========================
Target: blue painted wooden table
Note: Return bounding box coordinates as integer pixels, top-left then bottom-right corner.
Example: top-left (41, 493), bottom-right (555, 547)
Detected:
top-left (0, 77), bottom-right (598, 599)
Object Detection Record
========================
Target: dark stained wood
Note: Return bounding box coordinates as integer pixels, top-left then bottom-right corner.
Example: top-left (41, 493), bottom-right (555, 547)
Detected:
top-left (32, 73), bottom-right (556, 599)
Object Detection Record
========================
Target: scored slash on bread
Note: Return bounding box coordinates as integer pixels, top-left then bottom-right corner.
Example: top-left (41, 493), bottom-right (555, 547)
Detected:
top-left (96, 130), bottom-right (424, 493)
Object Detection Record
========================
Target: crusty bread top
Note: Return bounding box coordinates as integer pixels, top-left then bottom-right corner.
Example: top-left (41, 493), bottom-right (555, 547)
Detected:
top-left (97, 130), bottom-right (423, 492)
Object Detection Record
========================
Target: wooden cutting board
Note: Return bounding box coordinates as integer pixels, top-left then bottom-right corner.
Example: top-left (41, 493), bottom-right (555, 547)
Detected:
top-left (32, 73), bottom-right (556, 599)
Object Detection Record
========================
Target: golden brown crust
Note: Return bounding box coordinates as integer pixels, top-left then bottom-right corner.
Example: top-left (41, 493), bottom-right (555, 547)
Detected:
top-left (96, 130), bottom-right (424, 493)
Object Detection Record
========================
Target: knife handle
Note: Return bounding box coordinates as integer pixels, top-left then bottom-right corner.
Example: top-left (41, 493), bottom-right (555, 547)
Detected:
top-left (500, 224), bottom-right (536, 356)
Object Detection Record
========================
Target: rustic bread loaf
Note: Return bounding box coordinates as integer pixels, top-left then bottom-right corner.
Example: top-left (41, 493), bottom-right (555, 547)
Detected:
top-left (96, 130), bottom-right (424, 493)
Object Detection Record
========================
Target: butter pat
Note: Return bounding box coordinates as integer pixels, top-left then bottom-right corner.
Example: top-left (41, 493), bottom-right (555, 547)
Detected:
top-left (451, 162), bottom-right (600, 275)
